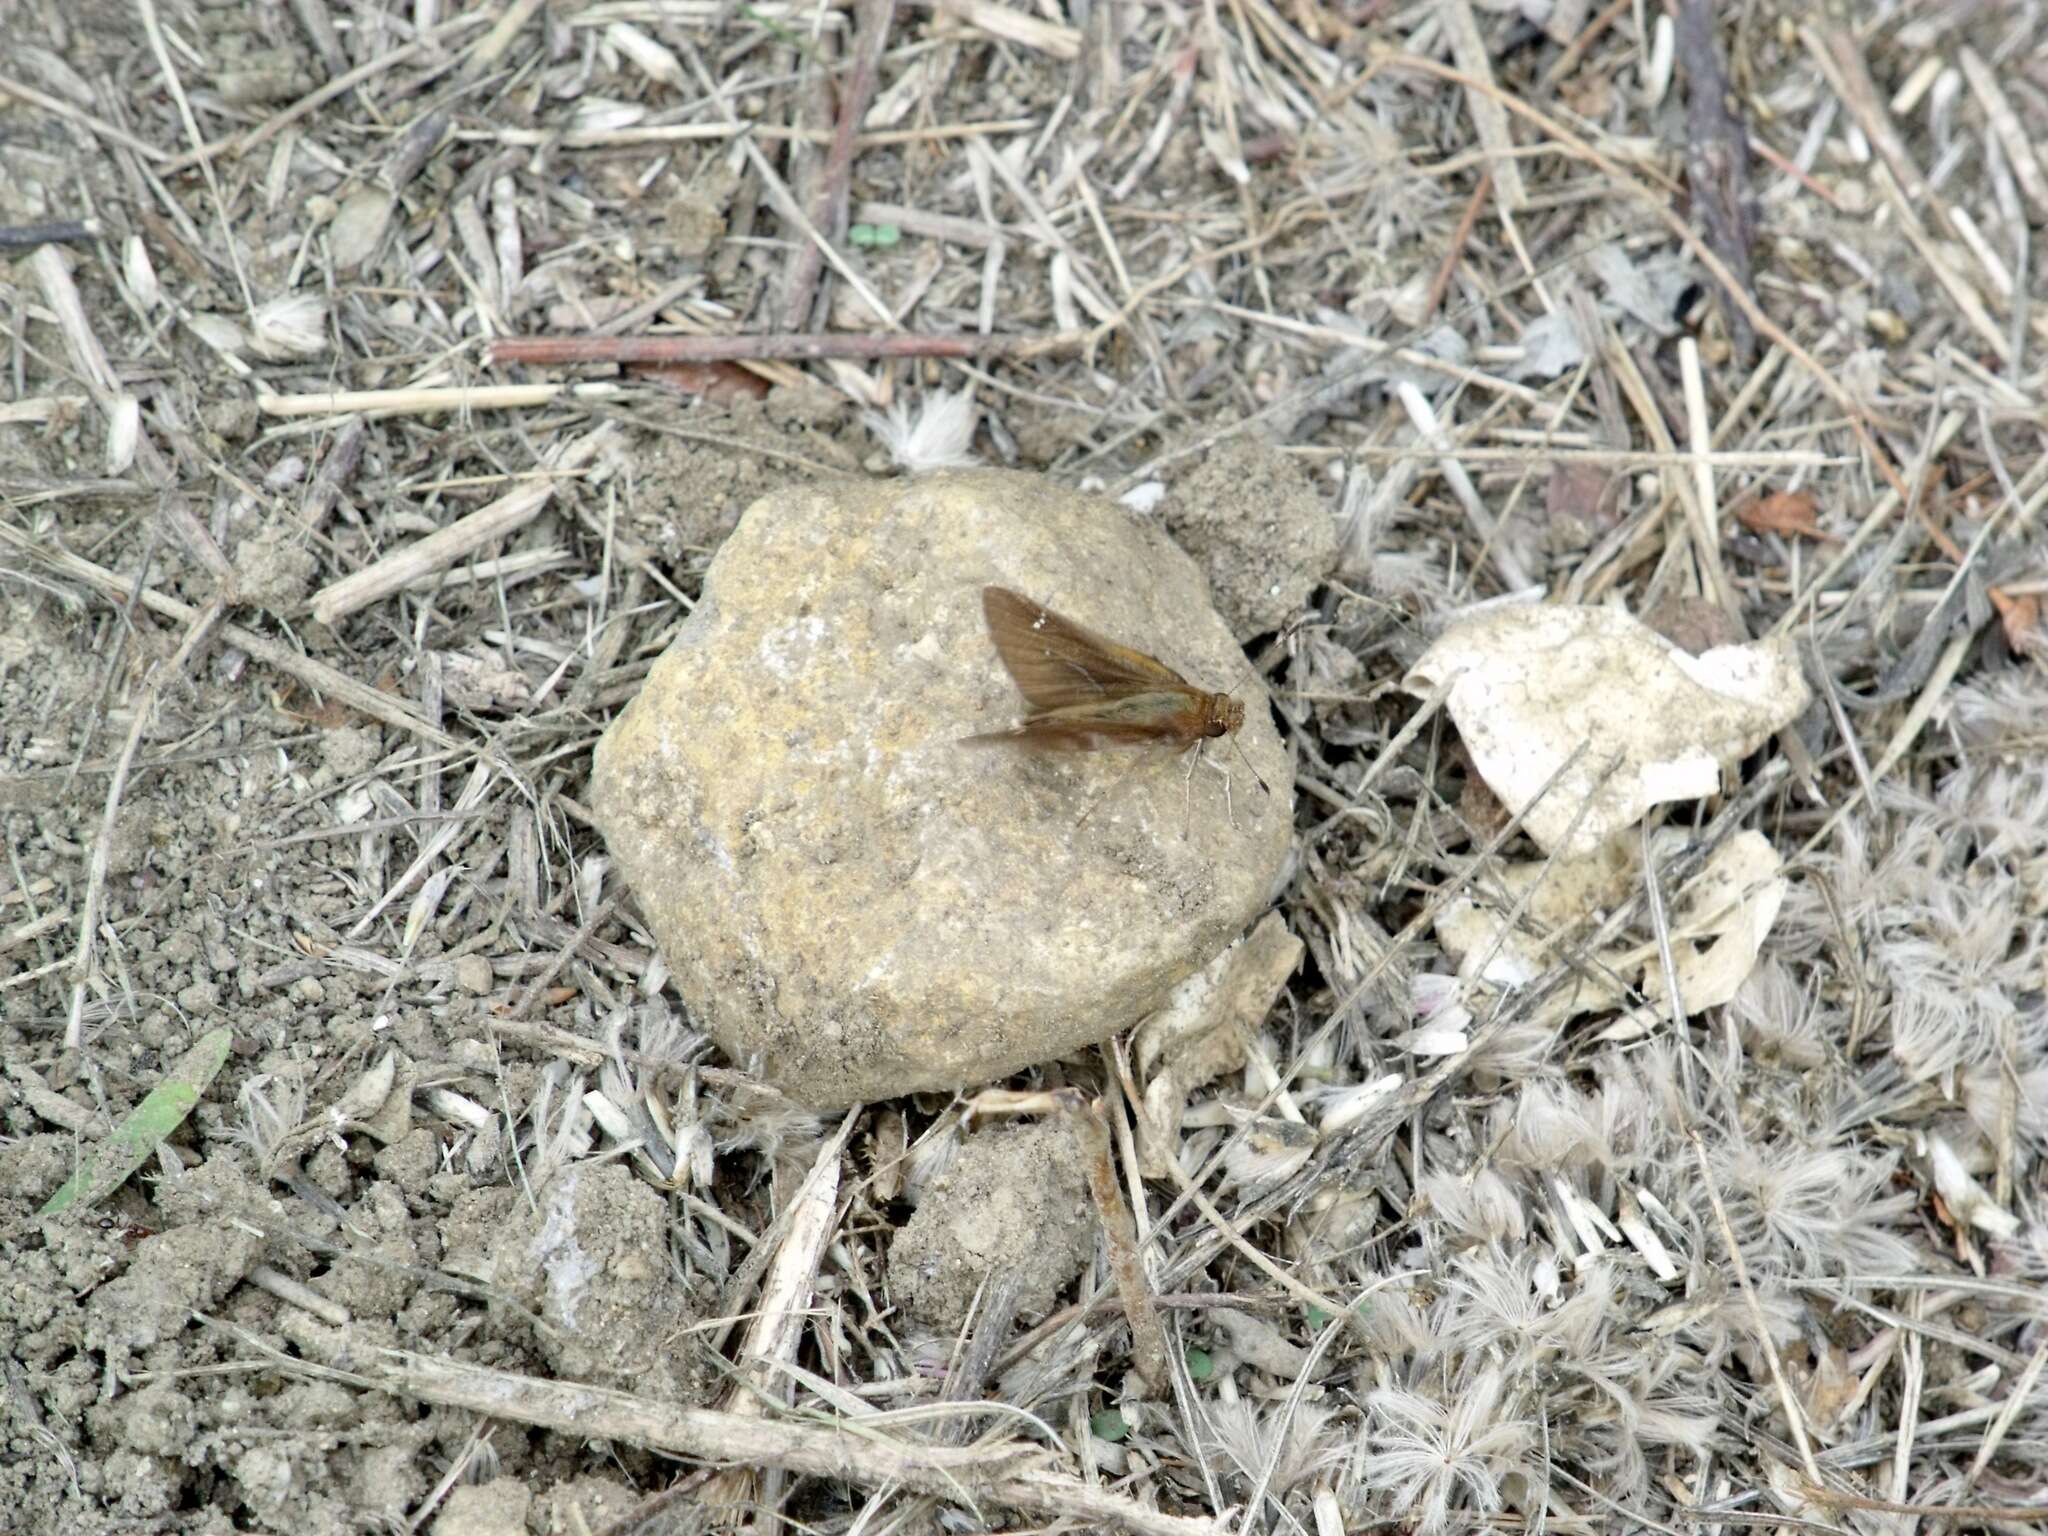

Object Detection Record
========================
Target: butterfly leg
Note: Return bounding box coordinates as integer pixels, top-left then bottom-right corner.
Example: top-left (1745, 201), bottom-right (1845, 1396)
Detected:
top-left (1181, 742), bottom-right (1203, 838)
top-left (1193, 746), bottom-right (1239, 831)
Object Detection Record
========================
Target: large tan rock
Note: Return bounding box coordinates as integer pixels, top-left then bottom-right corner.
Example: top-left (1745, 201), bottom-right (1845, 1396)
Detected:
top-left (591, 469), bottom-right (1292, 1107)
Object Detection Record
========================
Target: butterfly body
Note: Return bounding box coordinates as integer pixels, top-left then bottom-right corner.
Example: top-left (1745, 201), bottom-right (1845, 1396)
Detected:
top-left (965, 687), bottom-right (1243, 752)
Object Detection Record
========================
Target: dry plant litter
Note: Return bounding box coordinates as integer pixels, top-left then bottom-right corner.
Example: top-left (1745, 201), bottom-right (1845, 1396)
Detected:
top-left (1, 1), bottom-right (2046, 1533)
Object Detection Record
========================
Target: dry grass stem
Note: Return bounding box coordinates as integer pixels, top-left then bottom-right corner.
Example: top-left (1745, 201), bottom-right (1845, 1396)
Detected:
top-left (308, 425), bottom-right (620, 624)
top-left (256, 383), bottom-right (626, 418)
top-left (1075, 1095), bottom-right (1171, 1396)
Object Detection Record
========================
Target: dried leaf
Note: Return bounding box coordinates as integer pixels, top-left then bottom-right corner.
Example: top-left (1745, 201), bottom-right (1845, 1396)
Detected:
top-left (1992, 588), bottom-right (2041, 655)
top-left (330, 186), bottom-right (395, 271)
top-left (1616, 831), bottom-right (1787, 1031)
top-left (1407, 603), bottom-right (1810, 858)
top-left (1734, 490), bottom-right (1831, 541)
top-left (1436, 831), bottom-right (1786, 1038)
top-left (630, 361), bottom-right (770, 403)
top-left (277, 680), bottom-right (358, 730)
top-left (1544, 460), bottom-right (1618, 535)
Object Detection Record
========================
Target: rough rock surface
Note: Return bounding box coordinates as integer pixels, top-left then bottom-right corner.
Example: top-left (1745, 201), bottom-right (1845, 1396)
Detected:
top-left (887, 1121), bottom-right (1094, 1327)
top-left (592, 468), bottom-right (1292, 1106)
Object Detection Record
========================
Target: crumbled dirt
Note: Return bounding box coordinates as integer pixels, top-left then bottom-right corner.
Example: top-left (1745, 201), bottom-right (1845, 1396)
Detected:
top-left (428, 1477), bottom-right (531, 1536)
top-left (623, 402), bottom-right (859, 560)
top-left (888, 1121), bottom-right (1093, 1329)
top-left (1165, 436), bottom-right (1338, 639)
top-left (464, 1163), bottom-right (713, 1404)
top-left (231, 527), bottom-right (320, 611)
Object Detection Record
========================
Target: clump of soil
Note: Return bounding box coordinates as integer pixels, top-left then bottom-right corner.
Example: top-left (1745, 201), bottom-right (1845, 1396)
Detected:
top-left (888, 1121), bottom-right (1094, 1328)
top-left (1165, 436), bottom-right (1337, 639)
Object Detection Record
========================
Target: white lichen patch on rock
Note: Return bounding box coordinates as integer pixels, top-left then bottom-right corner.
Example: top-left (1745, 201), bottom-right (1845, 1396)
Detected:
top-left (592, 468), bottom-right (1292, 1106)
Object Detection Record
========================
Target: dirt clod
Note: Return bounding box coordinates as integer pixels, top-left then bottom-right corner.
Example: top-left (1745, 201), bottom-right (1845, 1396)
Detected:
top-left (467, 1164), bottom-right (711, 1404)
top-left (430, 1478), bottom-right (532, 1536)
top-left (888, 1121), bottom-right (1093, 1328)
top-left (1165, 436), bottom-right (1336, 639)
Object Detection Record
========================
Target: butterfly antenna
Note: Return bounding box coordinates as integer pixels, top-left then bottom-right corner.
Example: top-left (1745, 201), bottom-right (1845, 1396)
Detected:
top-left (1232, 730), bottom-right (1271, 797)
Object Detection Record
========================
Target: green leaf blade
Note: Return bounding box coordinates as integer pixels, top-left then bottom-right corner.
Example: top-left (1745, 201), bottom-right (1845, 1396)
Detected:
top-left (38, 1028), bottom-right (233, 1218)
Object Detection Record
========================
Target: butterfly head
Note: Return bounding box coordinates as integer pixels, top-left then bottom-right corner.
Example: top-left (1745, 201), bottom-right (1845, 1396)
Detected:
top-left (1206, 693), bottom-right (1245, 738)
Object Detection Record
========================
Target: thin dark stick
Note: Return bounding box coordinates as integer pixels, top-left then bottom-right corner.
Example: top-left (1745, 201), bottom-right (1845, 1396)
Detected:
top-left (489, 331), bottom-right (1070, 366)
top-left (0, 220), bottom-right (101, 250)
top-left (299, 417), bottom-right (366, 533)
top-left (1074, 1095), bottom-right (1171, 1396)
top-left (777, 0), bottom-right (894, 330)
top-left (1676, 0), bottom-right (1758, 363)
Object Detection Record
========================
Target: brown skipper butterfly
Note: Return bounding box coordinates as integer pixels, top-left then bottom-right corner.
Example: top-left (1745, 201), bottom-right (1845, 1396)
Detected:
top-left (963, 586), bottom-right (1269, 820)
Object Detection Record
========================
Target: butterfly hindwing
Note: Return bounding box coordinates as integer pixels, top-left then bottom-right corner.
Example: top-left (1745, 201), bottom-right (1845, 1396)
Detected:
top-left (962, 692), bottom-right (1206, 752)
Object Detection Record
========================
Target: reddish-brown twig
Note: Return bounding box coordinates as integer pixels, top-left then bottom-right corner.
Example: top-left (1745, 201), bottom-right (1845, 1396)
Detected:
top-left (778, 0), bottom-right (894, 329)
top-left (1421, 169), bottom-right (1491, 322)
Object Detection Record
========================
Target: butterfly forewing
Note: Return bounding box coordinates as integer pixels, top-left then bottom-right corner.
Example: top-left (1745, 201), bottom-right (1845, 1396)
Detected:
top-left (980, 586), bottom-right (1191, 711)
